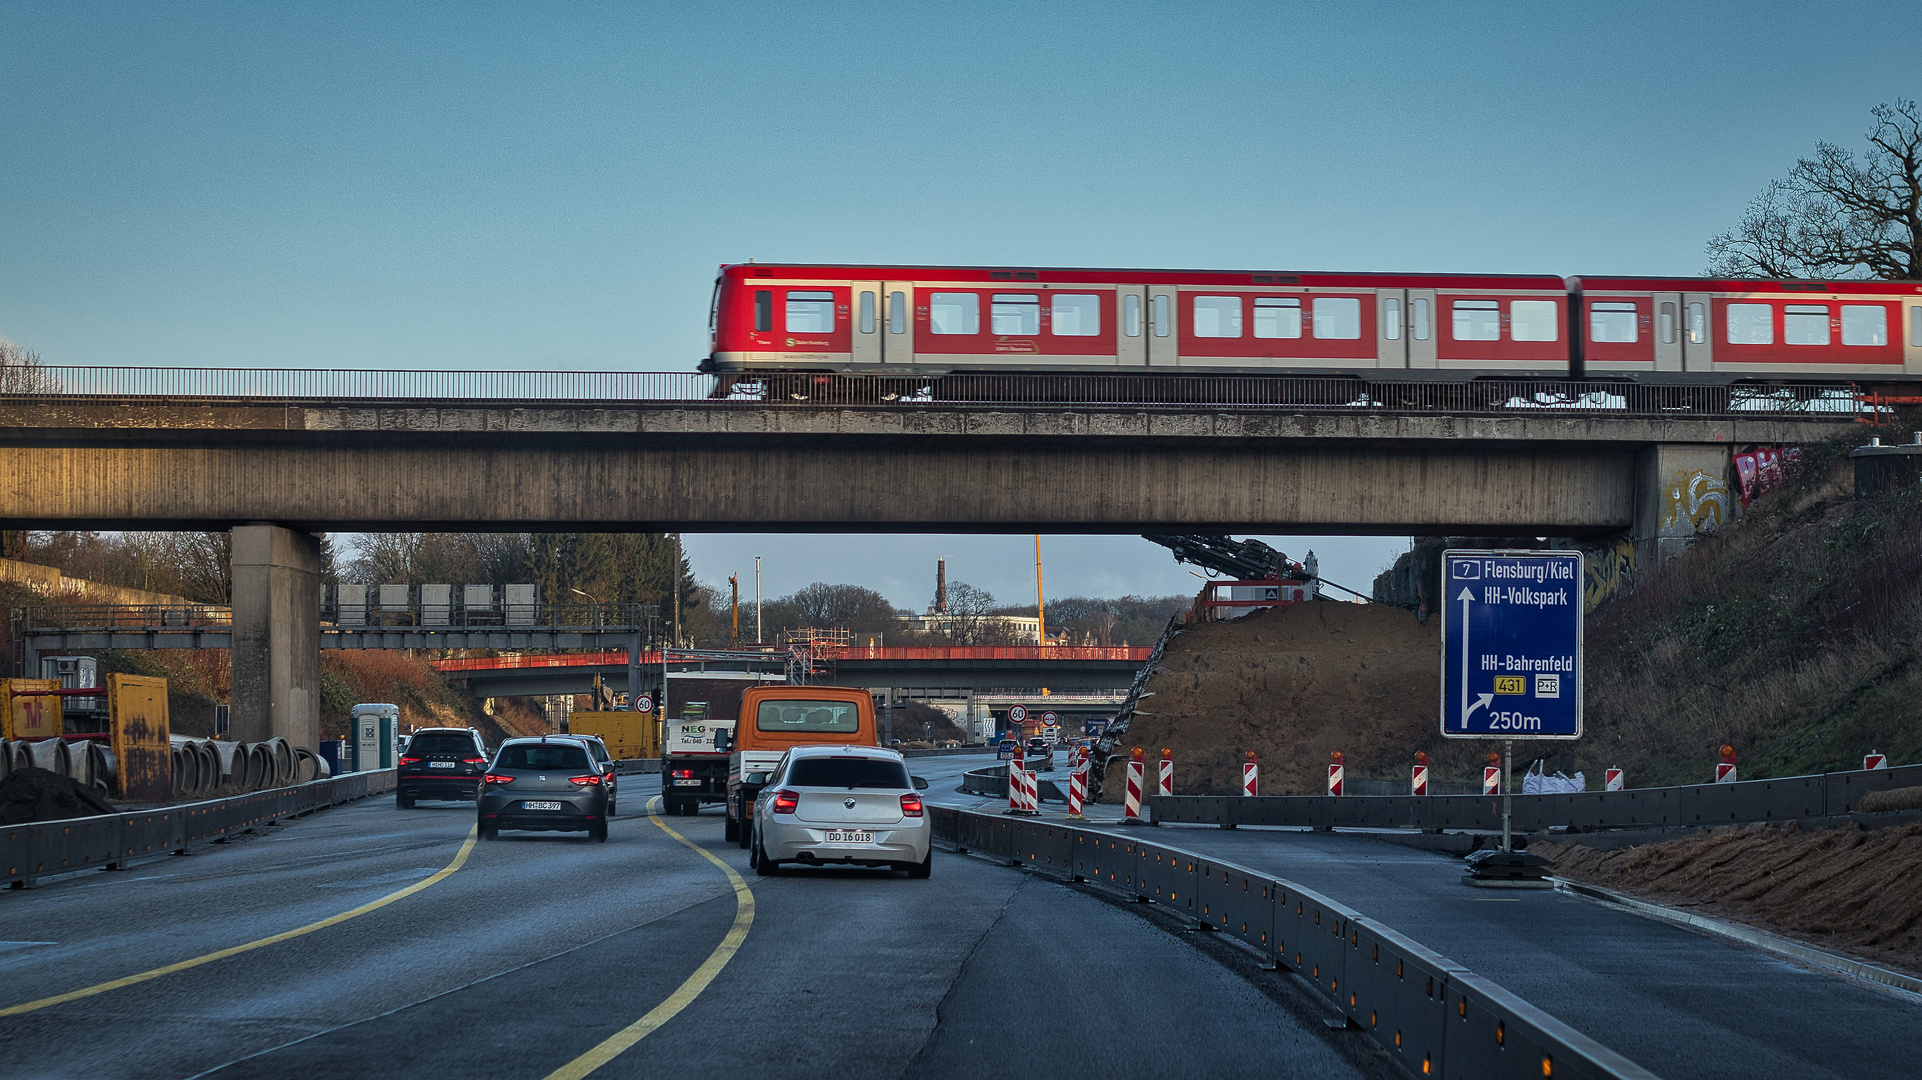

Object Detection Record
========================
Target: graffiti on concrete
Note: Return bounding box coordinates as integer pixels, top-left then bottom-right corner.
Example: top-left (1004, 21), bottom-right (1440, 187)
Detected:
top-left (1583, 539), bottom-right (1637, 613)
top-left (1661, 469), bottom-right (1730, 534)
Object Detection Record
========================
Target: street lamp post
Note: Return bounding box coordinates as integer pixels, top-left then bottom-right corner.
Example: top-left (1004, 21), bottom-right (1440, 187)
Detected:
top-left (569, 587), bottom-right (602, 628)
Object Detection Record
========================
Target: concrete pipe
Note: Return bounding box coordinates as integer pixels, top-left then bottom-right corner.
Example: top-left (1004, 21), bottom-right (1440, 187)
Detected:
top-left (0, 739), bottom-right (12, 780)
top-left (28, 738), bottom-right (65, 774)
top-left (196, 742), bottom-right (221, 794)
top-left (268, 739), bottom-right (294, 788)
top-left (66, 741), bottom-right (92, 787)
top-left (292, 745), bottom-right (325, 783)
top-left (248, 743), bottom-right (274, 790)
top-left (89, 743), bottom-right (117, 798)
top-left (170, 745), bottom-right (194, 796)
top-left (212, 740), bottom-right (243, 786)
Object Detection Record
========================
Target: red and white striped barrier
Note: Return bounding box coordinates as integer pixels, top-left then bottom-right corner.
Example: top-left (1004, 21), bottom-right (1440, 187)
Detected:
top-left (1158, 748), bottom-right (1174, 797)
top-left (1123, 747), bottom-right (1145, 822)
top-left (1865, 751), bottom-right (1888, 771)
top-left (1011, 765), bottom-right (1038, 813)
top-left (1605, 767), bottom-right (1624, 792)
top-left (1483, 752), bottom-right (1501, 796)
top-left (1327, 751), bottom-right (1344, 797)
top-left (1067, 765), bottom-right (1086, 819)
top-left (1716, 744), bottom-right (1738, 784)
top-left (1242, 751), bottom-right (1258, 797)
top-left (1411, 751), bottom-right (1428, 797)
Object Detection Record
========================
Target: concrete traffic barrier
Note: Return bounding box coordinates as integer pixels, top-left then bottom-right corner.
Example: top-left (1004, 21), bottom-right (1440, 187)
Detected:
top-left (1243, 751), bottom-right (1258, 797)
top-left (1865, 751), bottom-right (1888, 770)
top-left (1483, 751), bottom-right (1501, 796)
top-left (1123, 746), bottom-right (1145, 823)
top-left (1605, 767), bottom-right (1624, 791)
top-left (1411, 751), bottom-right (1428, 796)
top-left (1328, 751), bottom-right (1344, 797)
top-left (1716, 744), bottom-right (1738, 784)
top-left (1158, 748), bottom-right (1174, 797)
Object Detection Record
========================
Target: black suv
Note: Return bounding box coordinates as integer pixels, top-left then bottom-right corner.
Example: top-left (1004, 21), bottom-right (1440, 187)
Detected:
top-left (396, 727), bottom-right (489, 808)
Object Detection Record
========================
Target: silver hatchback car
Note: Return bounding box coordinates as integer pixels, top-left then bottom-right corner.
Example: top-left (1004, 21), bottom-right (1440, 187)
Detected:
top-left (750, 745), bottom-right (932, 878)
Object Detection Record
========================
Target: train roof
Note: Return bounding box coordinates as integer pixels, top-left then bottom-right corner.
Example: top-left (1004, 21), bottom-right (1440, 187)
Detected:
top-left (1571, 275), bottom-right (1922, 294)
top-left (719, 263), bottom-right (1567, 290)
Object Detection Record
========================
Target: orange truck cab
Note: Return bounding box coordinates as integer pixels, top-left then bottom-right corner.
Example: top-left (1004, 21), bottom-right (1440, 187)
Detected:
top-left (717, 685), bottom-right (879, 846)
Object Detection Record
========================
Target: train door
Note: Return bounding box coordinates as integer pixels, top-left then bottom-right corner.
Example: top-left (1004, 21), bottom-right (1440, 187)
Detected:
top-left (1905, 298), bottom-right (1922, 376)
top-left (1376, 290), bottom-right (1408, 370)
top-left (882, 283), bottom-right (914, 363)
top-left (1682, 292), bottom-right (1715, 373)
top-left (1653, 292), bottom-right (1683, 372)
top-left (1405, 289), bottom-right (1438, 370)
top-left (1148, 286), bottom-right (1179, 365)
top-left (851, 281), bottom-right (882, 365)
top-left (1116, 286), bottom-right (1147, 366)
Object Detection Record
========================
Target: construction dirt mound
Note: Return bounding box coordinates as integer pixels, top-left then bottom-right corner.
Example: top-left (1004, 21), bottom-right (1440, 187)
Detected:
top-left (1101, 600), bottom-right (1512, 799)
top-left (1535, 818), bottom-right (1922, 977)
top-left (0, 766), bottom-right (116, 825)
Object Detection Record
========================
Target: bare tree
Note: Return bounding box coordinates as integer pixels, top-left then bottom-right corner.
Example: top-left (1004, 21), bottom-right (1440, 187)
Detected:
top-left (1707, 100), bottom-right (1922, 280)
top-left (0, 337), bottom-right (58, 394)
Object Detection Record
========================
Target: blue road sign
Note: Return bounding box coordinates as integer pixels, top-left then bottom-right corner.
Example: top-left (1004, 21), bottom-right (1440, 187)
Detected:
top-left (1440, 550), bottom-right (1583, 740)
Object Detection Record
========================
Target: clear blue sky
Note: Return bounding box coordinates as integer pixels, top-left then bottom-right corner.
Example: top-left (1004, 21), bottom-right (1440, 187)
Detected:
top-left (3, 2), bottom-right (1914, 607)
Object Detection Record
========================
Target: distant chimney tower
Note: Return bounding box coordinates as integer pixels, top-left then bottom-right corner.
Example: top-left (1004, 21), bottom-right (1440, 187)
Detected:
top-left (936, 557), bottom-right (948, 613)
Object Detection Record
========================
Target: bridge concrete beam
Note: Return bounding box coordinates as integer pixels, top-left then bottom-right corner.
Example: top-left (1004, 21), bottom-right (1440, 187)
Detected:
top-left (229, 524), bottom-right (321, 749)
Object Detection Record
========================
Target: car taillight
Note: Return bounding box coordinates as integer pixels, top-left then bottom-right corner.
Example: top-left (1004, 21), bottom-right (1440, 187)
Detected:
top-left (399, 757), bottom-right (422, 765)
top-left (462, 757), bottom-right (485, 764)
top-left (771, 789), bottom-right (799, 814)
top-left (900, 793), bottom-right (924, 818)
top-left (671, 769), bottom-right (694, 779)
top-left (484, 773), bottom-right (515, 785)
top-left (568, 774), bottom-right (602, 786)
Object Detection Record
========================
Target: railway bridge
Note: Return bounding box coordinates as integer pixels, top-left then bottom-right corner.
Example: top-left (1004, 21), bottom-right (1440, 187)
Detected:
top-left (0, 367), bottom-right (1858, 747)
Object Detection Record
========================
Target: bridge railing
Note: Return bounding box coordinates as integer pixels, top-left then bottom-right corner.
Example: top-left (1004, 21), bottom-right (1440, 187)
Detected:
top-left (0, 366), bottom-right (1870, 417)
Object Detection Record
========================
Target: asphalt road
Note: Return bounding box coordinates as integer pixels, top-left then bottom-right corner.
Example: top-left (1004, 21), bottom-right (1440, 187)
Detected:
top-left (909, 754), bottom-right (1922, 1080)
top-left (0, 777), bottom-right (1385, 1080)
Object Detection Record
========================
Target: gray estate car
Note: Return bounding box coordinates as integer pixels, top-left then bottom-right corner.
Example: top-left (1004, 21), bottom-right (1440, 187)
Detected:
top-left (750, 745), bottom-right (931, 877)
top-left (478, 737), bottom-right (610, 842)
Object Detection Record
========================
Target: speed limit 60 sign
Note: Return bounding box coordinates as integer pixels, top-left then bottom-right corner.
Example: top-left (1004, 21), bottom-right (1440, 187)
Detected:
top-left (1007, 704), bottom-right (1028, 723)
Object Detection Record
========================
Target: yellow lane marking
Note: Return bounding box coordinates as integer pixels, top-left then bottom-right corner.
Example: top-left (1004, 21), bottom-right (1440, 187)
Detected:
top-left (540, 796), bottom-right (755, 1080)
top-left (0, 825), bottom-right (479, 1017)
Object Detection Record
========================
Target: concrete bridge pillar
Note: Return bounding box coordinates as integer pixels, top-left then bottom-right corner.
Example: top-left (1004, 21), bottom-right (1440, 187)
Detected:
top-left (1630, 443), bottom-right (1735, 569)
top-left (230, 524), bottom-right (322, 749)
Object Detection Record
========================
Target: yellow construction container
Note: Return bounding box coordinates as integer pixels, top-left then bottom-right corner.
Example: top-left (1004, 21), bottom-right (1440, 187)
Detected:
top-left (568, 711), bottom-right (661, 761)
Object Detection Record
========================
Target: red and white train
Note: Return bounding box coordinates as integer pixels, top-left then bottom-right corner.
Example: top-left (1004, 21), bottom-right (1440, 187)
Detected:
top-left (704, 263), bottom-right (1922, 384)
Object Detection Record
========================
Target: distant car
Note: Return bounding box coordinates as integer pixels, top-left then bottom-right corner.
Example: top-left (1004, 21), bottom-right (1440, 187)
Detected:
top-left (478, 737), bottom-right (610, 842)
top-left (396, 727), bottom-right (488, 807)
top-left (1025, 738), bottom-right (1054, 771)
top-left (553, 733), bottom-right (619, 816)
top-left (750, 745), bottom-right (932, 878)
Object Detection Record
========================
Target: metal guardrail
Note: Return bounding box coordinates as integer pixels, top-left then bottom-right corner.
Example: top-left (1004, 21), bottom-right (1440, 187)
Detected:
top-left (1149, 761), bottom-right (1922, 831)
top-left (1, 769), bottom-right (397, 888)
top-left (0, 366), bottom-right (1869, 418)
top-left (930, 806), bottom-right (1659, 1079)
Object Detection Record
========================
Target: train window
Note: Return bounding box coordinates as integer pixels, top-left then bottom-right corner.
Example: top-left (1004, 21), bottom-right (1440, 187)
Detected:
top-left (1591, 302), bottom-right (1638, 343)
top-left (1050, 294), bottom-right (1101, 336)
top-left (1783, 304), bottom-right (1829, 345)
top-left (1510, 300), bottom-right (1559, 342)
top-left (859, 292), bottom-right (876, 334)
top-left (930, 293), bottom-right (980, 335)
top-left (1314, 297), bottom-right (1361, 339)
top-left (755, 290), bottom-right (774, 332)
top-left (1842, 305), bottom-right (1888, 346)
top-left (786, 291), bottom-right (836, 333)
top-left (1193, 296), bottom-right (1243, 338)
top-left (889, 292), bottom-right (907, 334)
top-left (1453, 300), bottom-right (1501, 341)
top-left (1413, 297), bottom-right (1431, 340)
top-left (1382, 297), bottom-right (1402, 341)
top-left (1726, 303), bottom-right (1773, 345)
top-left (1659, 303), bottom-right (1676, 344)
top-left (1124, 294), bottom-right (1142, 337)
top-left (1254, 297), bottom-right (1303, 339)
top-left (1688, 302), bottom-right (1707, 343)
top-left (992, 294), bottom-right (1041, 335)
top-left (1153, 294), bottom-right (1171, 337)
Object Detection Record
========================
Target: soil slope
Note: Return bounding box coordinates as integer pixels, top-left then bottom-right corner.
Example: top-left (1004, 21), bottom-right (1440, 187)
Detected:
top-left (1100, 600), bottom-right (1471, 798)
top-left (1535, 818), bottom-right (1922, 977)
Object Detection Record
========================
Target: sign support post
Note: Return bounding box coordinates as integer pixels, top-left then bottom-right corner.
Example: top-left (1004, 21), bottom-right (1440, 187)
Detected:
top-left (1503, 738), bottom-right (1513, 853)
